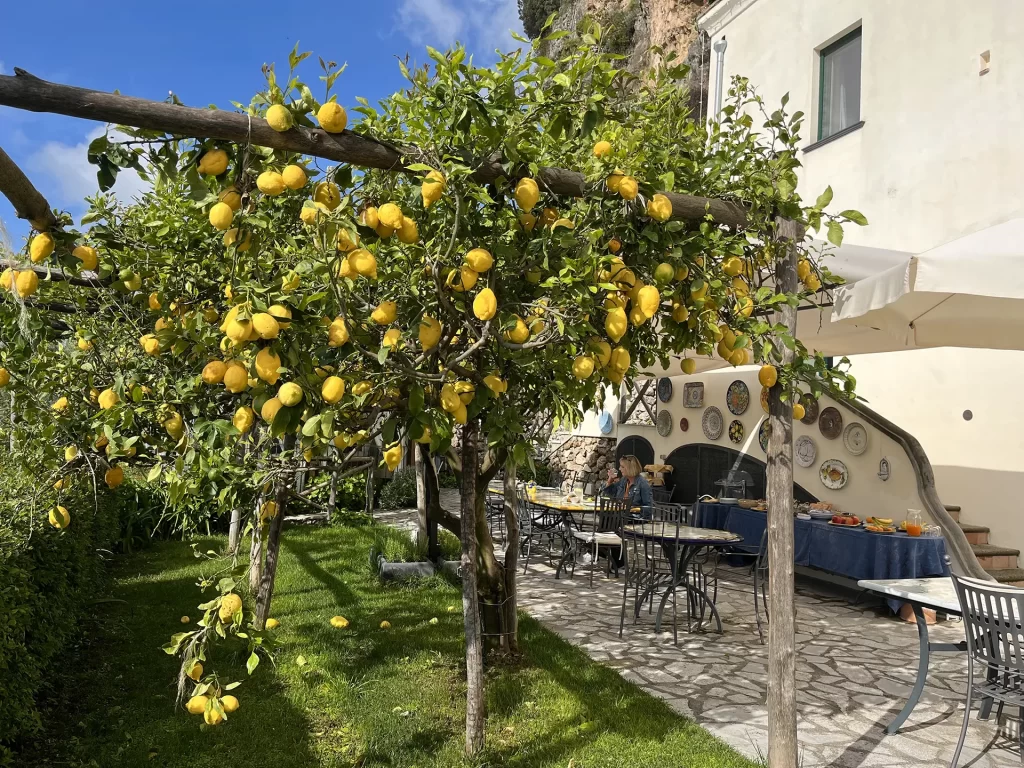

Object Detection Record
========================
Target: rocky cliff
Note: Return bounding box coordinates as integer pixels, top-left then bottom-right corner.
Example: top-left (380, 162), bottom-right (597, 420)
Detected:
top-left (520, 0), bottom-right (714, 118)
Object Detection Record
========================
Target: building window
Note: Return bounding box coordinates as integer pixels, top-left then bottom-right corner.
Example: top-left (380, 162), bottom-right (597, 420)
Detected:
top-left (818, 28), bottom-right (862, 140)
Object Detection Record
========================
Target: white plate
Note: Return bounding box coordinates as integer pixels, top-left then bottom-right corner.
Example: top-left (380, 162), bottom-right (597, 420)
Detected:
top-left (843, 422), bottom-right (868, 456)
top-left (819, 459), bottom-right (849, 490)
top-left (795, 435), bottom-right (817, 468)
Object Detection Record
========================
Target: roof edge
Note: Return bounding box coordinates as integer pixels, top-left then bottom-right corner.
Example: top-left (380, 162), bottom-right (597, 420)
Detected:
top-left (697, 0), bottom-right (763, 37)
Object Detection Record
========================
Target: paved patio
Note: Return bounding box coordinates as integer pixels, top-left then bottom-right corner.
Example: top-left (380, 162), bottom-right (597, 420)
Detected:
top-left (378, 497), bottom-right (1021, 768)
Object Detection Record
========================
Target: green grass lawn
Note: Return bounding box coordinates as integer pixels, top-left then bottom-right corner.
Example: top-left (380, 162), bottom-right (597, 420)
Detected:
top-left (22, 519), bottom-right (754, 768)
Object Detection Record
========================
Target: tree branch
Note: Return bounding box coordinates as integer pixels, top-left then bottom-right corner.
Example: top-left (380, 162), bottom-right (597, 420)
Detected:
top-left (0, 145), bottom-right (57, 230)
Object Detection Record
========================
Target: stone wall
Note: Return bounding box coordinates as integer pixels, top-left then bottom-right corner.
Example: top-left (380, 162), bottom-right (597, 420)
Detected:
top-left (546, 435), bottom-right (617, 489)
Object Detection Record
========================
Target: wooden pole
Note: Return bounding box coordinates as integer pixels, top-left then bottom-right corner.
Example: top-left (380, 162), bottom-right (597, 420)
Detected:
top-left (227, 506), bottom-right (241, 555)
top-left (255, 434), bottom-right (294, 628)
top-left (0, 145), bottom-right (57, 230)
top-left (501, 463), bottom-right (520, 654)
top-left (766, 217), bottom-right (801, 768)
top-left (0, 69), bottom-right (750, 229)
top-left (459, 419), bottom-right (486, 755)
top-left (415, 442), bottom-right (429, 550)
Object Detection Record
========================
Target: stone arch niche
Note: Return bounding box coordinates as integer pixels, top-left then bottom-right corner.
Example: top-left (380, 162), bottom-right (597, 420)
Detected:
top-left (664, 444), bottom-right (818, 504)
top-left (615, 435), bottom-right (655, 469)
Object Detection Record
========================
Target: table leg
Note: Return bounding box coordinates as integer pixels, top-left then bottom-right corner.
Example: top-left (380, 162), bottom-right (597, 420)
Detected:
top-left (654, 545), bottom-right (723, 634)
top-left (886, 603), bottom-right (931, 735)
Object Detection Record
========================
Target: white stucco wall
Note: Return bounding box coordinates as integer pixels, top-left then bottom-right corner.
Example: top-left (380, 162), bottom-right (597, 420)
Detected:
top-left (699, 0), bottom-right (1024, 562)
top-left (618, 367), bottom-right (931, 526)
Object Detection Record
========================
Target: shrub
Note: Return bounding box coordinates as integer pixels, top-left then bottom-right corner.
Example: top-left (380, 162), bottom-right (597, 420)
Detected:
top-left (378, 467), bottom-right (417, 510)
top-left (519, 0), bottom-right (564, 39)
top-left (0, 461), bottom-right (121, 757)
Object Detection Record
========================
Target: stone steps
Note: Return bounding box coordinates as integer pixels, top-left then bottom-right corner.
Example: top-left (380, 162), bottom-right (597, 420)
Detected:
top-left (957, 523), bottom-right (990, 546)
top-left (953, 506), bottom-right (1019, 582)
top-left (986, 567), bottom-right (1024, 587)
top-left (970, 543), bottom-right (1021, 571)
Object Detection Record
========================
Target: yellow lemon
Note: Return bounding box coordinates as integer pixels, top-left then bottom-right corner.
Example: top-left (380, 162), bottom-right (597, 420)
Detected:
top-left (330, 615), bottom-right (350, 629)
top-left (221, 695), bottom-right (240, 714)
top-left (328, 316), bottom-right (350, 347)
top-left (379, 620), bottom-right (392, 630)
top-left (352, 381), bottom-right (372, 397)
top-left (322, 376), bottom-right (345, 404)
top-left (472, 287), bottom-right (497, 321)
top-left (647, 194), bottom-right (673, 222)
top-left (551, 217), bottom-right (574, 231)
top-left (419, 315), bottom-right (442, 350)
top-left (64, 445), bottom-right (79, 463)
top-left (16, 270), bottom-right (39, 298)
top-left (223, 362), bottom-right (249, 394)
top-left (219, 593), bottom-right (243, 624)
top-left (268, 304), bottom-right (292, 329)
top-left (758, 364), bottom-right (778, 388)
top-left (252, 313), bottom-right (280, 340)
top-left (186, 695), bottom-right (209, 715)
top-left (681, 357), bottom-right (697, 375)
top-left (593, 140), bottom-right (612, 157)
top-left (690, 280), bottom-right (708, 301)
top-left (610, 346), bottom-right (631, 373)
top-left (187, 662), bottom-right (204, 682)
top-left (675, 264), bottom-right (690, 281)
top-left (606, 169), bottom-right (625, 192)
top-left (455, 381), bottom-right (475, 404)
top-left (382, 328), bottom-right (402, 348)
top-left (202, 360), bottom-right (226, 385)
top-left (49, 505), bottom-right (70, 529)
top-left (257, 171), bottom-right (286, 196)
top-left (538, 207), bottom-right (558, 228)
top-left (736, 295), bottom-right (754, 318)
top-left (98, 388), bottom-right (119, 410)
top-left (233, 406), bottom-right (255, 434)
top-left (77, 338), bottom-right (93, 352)
top-left (447, 265), bottom-right (478, 293)
top-left (383, 443), bottom-right (403, 471)
top-left (504, 316), bottom-right (530, 344)
top-left (261, 397), bottom-right (283, 423)
top-left (371, 301), bottom-right (397, 325)
top-left (515, 177), bottom-right (539, 210)
top-left (209, 202), bottom-right (233, 230)
top-left (618, 176), bottom-right (638, 200)
top-left (605, 307), bottom-right (627, 342)
top-left (440, 383), bottom-right (461, 413)
top-left (260, 500), bottom-right (278, 523)
top-left (572, 356), bottom-right (595, 379)
top-left (348, 249), bottom-right (377, 279)
top-left (282, 164), bottom-right (307, 190)
top-left (804, 273), bottom-right (822, 291)
top-left (629, 304), bottom-right (648, 327)
top-left (589, 339), bottom-right (612, 367)
top-left (797, 259), bottom-right (811, 280)
top-left (421, 169), bottom-right (445, 208)
top-left (164, 412), bottom-right (184, 440)
top-left (465, 248), bottom-right (493, 273)
top-left (104, 465), bottom-right (124, 489)
top-left (0, 368), bottom-right (9, 388)
top-left (396, 216), bottom-right (418, 244)
top-left (452, 403), bottom-right (468, 425)
top-left (218, 187), bottom-right (241, 211)
top-left (281, 271), bottom-right (300, 292)
top-left (278, 382), bottom-right (303, 407)
top-left (378, 203), bottom-right (404, 230)
top-left (51, 396), bottom-right (69, 413)
top-left (637, 285), bottom-right (661, 319)
top-left (653, 262), bottom-right (675, 286)
top-left (198, 148), bottom-right (228, 175)
top-left (483, 375), bottom-right (506, 395)
top-left (204, 708), bottom-right (224, 726)
top-left (266, 104), bottom-right (294, 132)
top-left (317, 101), bottom-right (348, 133)
top-left (255, 347), bottom-right (281, 384)
top-left (30, 233), bottom-right (55, 264)
top-left (73, 245), bottom-right (98, 271)
top-left (265, 618), bottom-right (280, 630)
top-left (314, 181), bottom-right (341, 210)
top-left (792, 403), bottom-right (806, 421)
top-left (223, 228), bottom-right (252, 252)
top-left (518, 213), bottom-right (537, 232)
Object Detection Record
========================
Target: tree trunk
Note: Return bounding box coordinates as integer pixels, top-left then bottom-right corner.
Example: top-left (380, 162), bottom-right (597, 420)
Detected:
top-left (459, 420), bottom-right (486, 756)
top-left (364, 445), bottom-right (377, 519)
top-left (767, 218), bottom-right (801, 768)
top-left (415, 442), bottom-right (428, 544)
top-left (228, 506), bottom-right (241, 555)
top-left (248, 500), bottom-right (263, 593)
top-left (255, 434), bottom-right (294, 629)
top-left (502, 464), bottom-right (520, 654)
top-left (327, 448), bottom-right (338, 523)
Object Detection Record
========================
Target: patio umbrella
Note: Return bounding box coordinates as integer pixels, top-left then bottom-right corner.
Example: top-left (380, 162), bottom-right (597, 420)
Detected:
top-left (830, 218), bottom-right (1024, 350)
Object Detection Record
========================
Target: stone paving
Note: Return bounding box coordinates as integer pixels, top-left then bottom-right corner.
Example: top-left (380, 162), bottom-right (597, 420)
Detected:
top-left (377, 497), bottom-right (1022, 768)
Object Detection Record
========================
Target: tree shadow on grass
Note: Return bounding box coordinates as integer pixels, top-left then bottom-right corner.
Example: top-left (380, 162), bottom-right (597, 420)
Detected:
top-left (23, 540), bottom-right (322, 768)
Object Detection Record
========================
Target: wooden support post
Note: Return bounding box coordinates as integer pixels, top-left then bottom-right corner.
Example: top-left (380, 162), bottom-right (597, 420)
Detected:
top-left (0, 69), bottom-right (749, 229)
top-left (228, 506), bottom-right (241, 555)
top-left (766, 217), bottom-right (801, 768)
top-left (327, 449), bottom-right (338, 523)
top-left (502, 464), bottom-right (520, 654)
top-left (255, 434), bottom-right (294, 628)
top-left (459, 420), bottom-right (486, 755)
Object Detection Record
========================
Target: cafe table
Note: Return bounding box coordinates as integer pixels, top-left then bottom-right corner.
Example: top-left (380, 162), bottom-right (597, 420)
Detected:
top-left (623, 523), bottom-right (743, 634)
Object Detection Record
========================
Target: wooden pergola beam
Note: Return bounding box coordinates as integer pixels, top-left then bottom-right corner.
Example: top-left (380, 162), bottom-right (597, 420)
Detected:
top-left (0, 145), bottom-right (57, 230)
top-left (0, 68), bottom-right (750, 229)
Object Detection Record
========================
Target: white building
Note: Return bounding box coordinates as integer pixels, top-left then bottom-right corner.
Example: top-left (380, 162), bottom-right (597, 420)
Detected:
top-left (577, 0), bottom-right (1022, 582)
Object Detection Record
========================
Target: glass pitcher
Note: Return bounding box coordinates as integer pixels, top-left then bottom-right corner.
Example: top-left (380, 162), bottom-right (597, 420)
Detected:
top-left (905, 509), bottom-right (923, 537)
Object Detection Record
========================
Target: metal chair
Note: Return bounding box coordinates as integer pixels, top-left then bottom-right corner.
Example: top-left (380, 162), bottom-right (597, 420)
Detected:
top-left (949, 575), bottom-right (1023, 768)
top-left (485, 491), bottom-right (505, 542)
top-left (567, 497), bottom-right (630, 587)
top-left (518, 486), bottom-right (565, 574)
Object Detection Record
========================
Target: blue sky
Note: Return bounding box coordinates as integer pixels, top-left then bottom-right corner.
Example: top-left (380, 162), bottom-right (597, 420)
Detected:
top-left (0, 0), bottom-right (524, 247)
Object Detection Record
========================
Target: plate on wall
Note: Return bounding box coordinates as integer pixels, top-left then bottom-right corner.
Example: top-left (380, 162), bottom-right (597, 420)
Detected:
top-left (702, 406), bottom-right (724, 440)
top-left (679, 417), bottom-right (689, 432)
top-left (657, 377), bottom-right (674, 403)
top-left (760, 387), bottom-right (770, 414)
top-left (843, 422), bottom-right (868, 455)
top-left (656, 409), bottom-right (673, 437)
top-left (758, 419), bottom-right (771, 452)
top-left (800, 396), bottom-right (820, 425)
top-left (819, 407), bottom-right (843, 439)
top-left (683, 382), bottom-right (704, 408)
top-left (598, 411), bottom-right (614, 435)
top-left (795, 435), bottom-right (817, 468)
top-left (728, 420), bottom-right (744, 443)
top-left (726, 380), bottom-right (750, 415)
top-left (819, 459), bottom-right (849, 490)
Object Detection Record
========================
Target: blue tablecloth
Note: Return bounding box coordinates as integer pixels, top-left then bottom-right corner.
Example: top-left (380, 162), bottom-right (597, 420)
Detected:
top-left (694, 502), bottom-right (950, 612)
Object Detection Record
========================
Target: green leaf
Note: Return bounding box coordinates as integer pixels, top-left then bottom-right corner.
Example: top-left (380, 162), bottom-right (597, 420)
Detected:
top-left (246, 652), bottom-right (260, 675)
top-left (296, 655), bottom-right (307, 667)
top-left (147, 464), bottom-right (163, 482)
top-left (405, 163), bottom-right (435, 172)
top-left (553, 73), bottom-right (571, 88)
top-left (777, 176), bottom-right (795, 200)
top-left (301, 414), bottom-right (321, 437)
top-left (815, 186), bottom-right (833, 210)
top-left (839, 209), bottom-right (868, 225)
top-left (826, 220), bottom-right (844, 246)
top-left (409, 384), bottom-right (424, 415)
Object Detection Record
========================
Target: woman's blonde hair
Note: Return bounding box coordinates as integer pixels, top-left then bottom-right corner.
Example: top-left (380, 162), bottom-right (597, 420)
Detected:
top-left (619, 455), bottom-right (642, 479)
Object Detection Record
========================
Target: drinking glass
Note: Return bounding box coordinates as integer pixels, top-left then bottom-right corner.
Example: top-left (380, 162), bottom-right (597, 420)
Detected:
top-left (906, 509), bottom-right (923, 537)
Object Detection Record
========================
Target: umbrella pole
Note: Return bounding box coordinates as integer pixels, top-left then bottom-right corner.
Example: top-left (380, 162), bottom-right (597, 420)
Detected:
top-left (767, 218), bottom-right (801, 768)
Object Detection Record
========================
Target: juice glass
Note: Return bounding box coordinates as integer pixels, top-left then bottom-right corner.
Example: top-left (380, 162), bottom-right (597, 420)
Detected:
top-left (906, 509), bottom-right (923, 537)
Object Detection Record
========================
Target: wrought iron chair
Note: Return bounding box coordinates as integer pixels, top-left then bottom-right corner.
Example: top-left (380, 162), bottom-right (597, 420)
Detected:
top-left (949, 575), bottom-right (1023, 768)
top-left (567, 497), bottom-right (630, 587)
top-left (485, 491), bottom-right (505, 543)
top-left (518, 486), bottom-right (565, 575)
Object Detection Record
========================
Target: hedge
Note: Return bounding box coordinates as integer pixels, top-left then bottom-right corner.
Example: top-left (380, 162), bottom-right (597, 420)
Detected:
top-left (0, 468), bottom-right (123, 757)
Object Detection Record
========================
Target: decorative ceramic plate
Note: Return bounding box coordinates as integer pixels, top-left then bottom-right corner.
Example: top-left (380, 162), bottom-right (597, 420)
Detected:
top-left (683, 382), bottom-right (704, 408)
top-left (598, 411), bottom-right (614, 435)
top-left (843, 422), bottom-right (868, 455)
top-left (800, 396), bottom-right (819, 425)
top-left (679, 417), bottom-right (689, 432)
top-left (819, 459), bottom-right (849, 490)
top-left (657, 377), bottom-right (674, 403)
top-left (795, 435), bottom-right (817, 468)
top-left (656, 409), bottom-right (673, 437)
top-left (702, 406), bottom-right (724, 440)
top-left (726, 380), bottom-right (750, 415)
top-left (819, 407), bottom-right (843, 439)
top-left (728, 420), bottom-right (744, 443)
top-left (760, 386), bottom-right (770, 414)
top-left (758, 419), bottom-right (771, 452)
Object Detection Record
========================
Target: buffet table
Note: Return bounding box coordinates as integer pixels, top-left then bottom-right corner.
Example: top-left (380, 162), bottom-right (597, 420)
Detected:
top-left (694, 502), bottom-right (951, 611)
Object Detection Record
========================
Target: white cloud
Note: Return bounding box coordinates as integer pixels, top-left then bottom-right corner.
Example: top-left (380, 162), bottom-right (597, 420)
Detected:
top-left (27, 127), bottom-right (150, 222)
top-left (398, 0), bottom-right (524, 56)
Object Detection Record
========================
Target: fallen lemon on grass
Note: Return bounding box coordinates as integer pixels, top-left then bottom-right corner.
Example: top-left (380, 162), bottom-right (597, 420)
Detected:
top-left (265, 618), bottom-right (280, 630)
top-left (379, 620), bottom-right (392, 630)
top-left (180, 616), bottom-right (190, 624)
top-left (330, 616), bottom-right (350, 629)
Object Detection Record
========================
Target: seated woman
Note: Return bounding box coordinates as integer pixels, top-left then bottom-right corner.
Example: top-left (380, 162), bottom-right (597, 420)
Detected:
top-left (602, 455), bottom-right (653, 518)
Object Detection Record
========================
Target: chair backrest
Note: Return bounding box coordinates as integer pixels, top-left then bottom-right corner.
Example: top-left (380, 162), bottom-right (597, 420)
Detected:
top-left (650, 502), bottom-right (682, 523)
top-left (651, 487), bottom-right (673, 504)
top-left (596, 496), bottom-right (631, 532)
top-left (952, 574), bottom-right (1024, 689)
